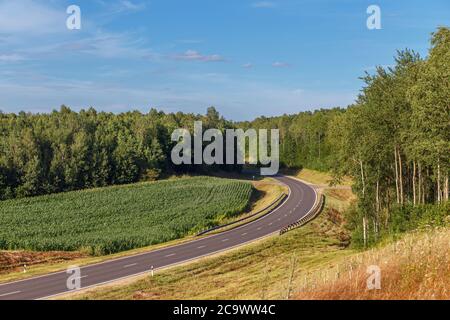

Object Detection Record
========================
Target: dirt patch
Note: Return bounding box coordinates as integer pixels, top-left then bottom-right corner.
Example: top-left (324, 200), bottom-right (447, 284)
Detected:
top-left (310, 207), bottom-right (350, 248)
top-left (0, 251), bottom-right (87, 274)
top-left (327, 208), bottom-right (344, 225)
top-left (133, 290), bottom-right (162, 300)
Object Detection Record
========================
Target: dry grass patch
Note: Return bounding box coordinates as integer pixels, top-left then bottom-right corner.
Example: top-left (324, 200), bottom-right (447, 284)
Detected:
top-left (0, 251), bottom-right (87, 274)
top-left (294, 227), bottom-right (450, 300)
top-left (288, 168), bottom-right (353, 187)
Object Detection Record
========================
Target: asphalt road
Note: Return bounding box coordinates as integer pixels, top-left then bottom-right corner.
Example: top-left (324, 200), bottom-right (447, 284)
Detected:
top-left (0, 176), bottom-right (317, 300)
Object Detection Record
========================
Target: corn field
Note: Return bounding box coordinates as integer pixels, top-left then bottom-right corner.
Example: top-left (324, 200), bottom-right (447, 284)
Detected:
top-left (0, 177), bottom-right (253, 254)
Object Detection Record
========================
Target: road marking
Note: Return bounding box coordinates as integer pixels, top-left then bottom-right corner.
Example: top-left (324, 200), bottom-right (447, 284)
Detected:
top-left (197, 245), bottom-right (206, 249)
top-left (124, 263), bottom-right (137, 268)
top-left (165, 253), bottom-right (176, 257)
top-left (241, 233), bottom-right (248, 236)
top-left (222, 239), bottom-right (229, 242)
top-left (268, 223), bottom-right (273, 226)
top-left (257, 227), bottom-right (262, 230)
top-left (0, 291), bottom-right (21, 297)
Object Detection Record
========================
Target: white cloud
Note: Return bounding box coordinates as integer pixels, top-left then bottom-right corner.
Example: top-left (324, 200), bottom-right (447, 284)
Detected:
top-left (0, 0), bottom-right (66, 34)
top-left (95, 0), bottom-right (147, 15)
top-left (172, 50), bottom-right (226, 62)
top-left (252, 1), bottom-right (277, 8)
top-left (272, 61), bottom-right (290, 68)
top-left (176, 39), bottom-right (205, 44)
top-left (0, 73), bottom-right (356, 120)
top-left (120, 0), bottom-right (145, 10)
top-left (58, 32), bottom-right (155, 59)
top-left (0, 54), bottom-right (26, 62)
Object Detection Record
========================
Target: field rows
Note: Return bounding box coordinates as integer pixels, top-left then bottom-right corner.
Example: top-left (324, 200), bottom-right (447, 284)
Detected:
top-left (0, 177), bottom-right (253, 254)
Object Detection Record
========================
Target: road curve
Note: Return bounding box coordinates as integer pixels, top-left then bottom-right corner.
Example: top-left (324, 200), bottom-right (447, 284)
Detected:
top-left (0, 176), bottom-right (317, 300)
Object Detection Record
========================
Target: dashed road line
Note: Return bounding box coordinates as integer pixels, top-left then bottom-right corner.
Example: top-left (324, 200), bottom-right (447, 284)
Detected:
top-left (0, 291), bottom-right (21, 297)
top-left (124, 263), bottom-right (137, 268)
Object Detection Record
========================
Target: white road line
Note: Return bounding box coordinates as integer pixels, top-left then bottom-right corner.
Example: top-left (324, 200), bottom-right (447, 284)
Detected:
top-left (222, 239), bottom-right (229, 242)
top-left (197, 245), bottom-right (206, 249)
top-left (268, 223), bottom-right (273, 226)
top-left (0, 291), bottom-right (21, 297)
top-left (165, 253), bottom-right (176, 257)
top-left (257, 227), bottom-right (262, 230)
top-left (241, 233), bottom-right (248, 236)
top-left (123, 263), bottom-right (137, 268)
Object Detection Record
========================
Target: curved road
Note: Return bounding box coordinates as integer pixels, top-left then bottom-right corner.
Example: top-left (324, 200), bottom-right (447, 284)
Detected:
top-left (0, 176), bottom-right (317, 300)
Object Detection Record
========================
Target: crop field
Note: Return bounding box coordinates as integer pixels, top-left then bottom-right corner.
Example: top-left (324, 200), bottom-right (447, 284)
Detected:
top-left (0, 177), bottom-right (253, 254)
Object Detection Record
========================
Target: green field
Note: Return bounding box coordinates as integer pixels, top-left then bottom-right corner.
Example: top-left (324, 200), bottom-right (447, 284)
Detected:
top-left (0, 177), bottom-right (253, 254)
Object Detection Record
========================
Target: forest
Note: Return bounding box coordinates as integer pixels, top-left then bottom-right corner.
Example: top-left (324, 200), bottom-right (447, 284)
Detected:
top-left (0, 106), bottom-right (238, 199)
top-left (0, 27), bottom-right (448, 246)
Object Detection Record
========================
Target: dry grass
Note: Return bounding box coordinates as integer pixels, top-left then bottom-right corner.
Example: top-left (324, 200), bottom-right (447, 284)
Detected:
top-left (294, 227), bottom-right (450, 300)
top-left (0, 251), bottom-right (87, 274)
top-left (288, 168), bottom-right (353, 187)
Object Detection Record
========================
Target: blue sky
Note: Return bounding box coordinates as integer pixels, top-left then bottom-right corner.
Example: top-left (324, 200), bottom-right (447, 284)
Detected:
top-left (0, 0), bottom-right (448, 120)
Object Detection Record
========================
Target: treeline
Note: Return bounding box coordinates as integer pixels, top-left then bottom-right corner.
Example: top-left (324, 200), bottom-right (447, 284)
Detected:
top-left (241, 27), bottom-right (450, 246)
top-left (239, 108), bottom-right (344, 171)
top-left (0, 106), bottom-right (236, 199)
top-left (329, 27), bottom-right (449, 246)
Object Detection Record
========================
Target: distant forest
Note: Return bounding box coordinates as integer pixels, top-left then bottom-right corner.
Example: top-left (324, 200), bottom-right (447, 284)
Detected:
top-left (1, 27), bottom-right (448, 246)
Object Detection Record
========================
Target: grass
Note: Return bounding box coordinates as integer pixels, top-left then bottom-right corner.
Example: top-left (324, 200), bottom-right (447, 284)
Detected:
top-left (0, 177), bottom-right (284, 283)
top-left (0, 176), bottom-right (252, 254)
